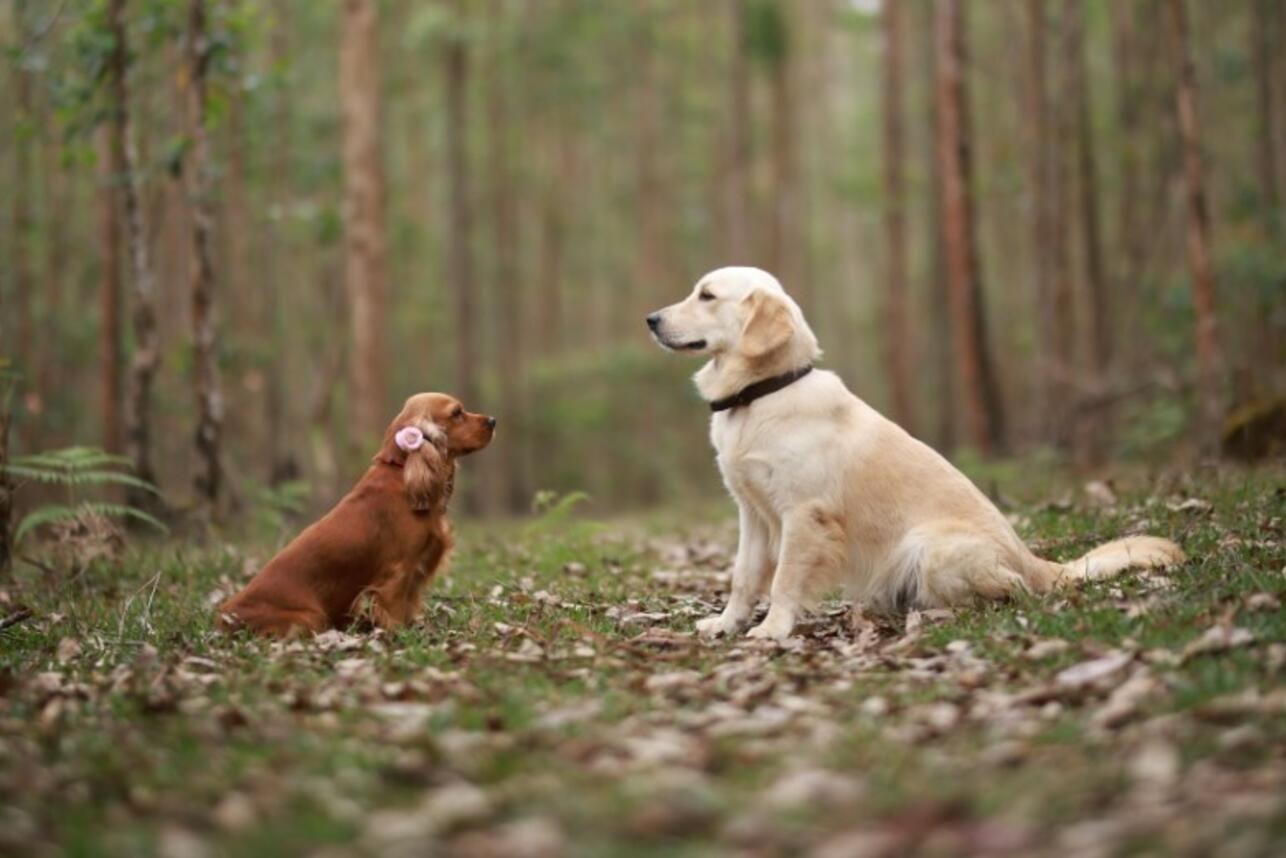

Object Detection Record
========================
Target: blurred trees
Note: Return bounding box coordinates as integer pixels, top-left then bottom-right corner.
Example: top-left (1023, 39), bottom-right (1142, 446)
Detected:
top-left (0, 0), bottom-right (1281, 519)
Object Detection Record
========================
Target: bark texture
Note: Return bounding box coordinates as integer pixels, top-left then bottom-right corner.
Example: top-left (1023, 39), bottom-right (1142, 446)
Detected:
top-left (933, 0), bottom-right (1005, 454)
top-left (880, 0), bottom-right (914, 433)
top-left (1166, 0), bottom-right (1222, 450)
top-left (340, 0), bottom-right (390, 444)
top-left (186, 0), bottom-right (223, 508)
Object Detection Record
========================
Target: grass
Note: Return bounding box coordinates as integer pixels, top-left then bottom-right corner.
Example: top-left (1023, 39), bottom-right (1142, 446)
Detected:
top-left (1, 464), bottom-right (1284, 857)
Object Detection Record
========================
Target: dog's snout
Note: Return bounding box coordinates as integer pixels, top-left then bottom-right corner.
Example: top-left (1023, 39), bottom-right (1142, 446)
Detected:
top-left (485, 416), bottom-right (497, 430)
top-left (646, 312), bottom-right (661, 332)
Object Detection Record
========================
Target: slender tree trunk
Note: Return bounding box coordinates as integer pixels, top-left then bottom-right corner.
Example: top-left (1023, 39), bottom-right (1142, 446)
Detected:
top-left (445, 5), bottom-right (478, 511)
top-left (446, 18), bottom-right (476, 411)
top-left (933, 0), bottom-right (1005, 454)
top-left (97, 125), bottom-right (125, 454)
top-left (109, 0), bottom-right (162, 503)
top-left (10, 0), bottom-right (33, 388)
top-left (1165, 0), bottom-right (1222, 451)
top-left (1044, 0), bottom-right (1077, 454)
top-left (880, 0), bottom-right (914, 433)
top-left (920, 0), bottom-right (955, 453)
top-left (487, 0), bottom-right (524, 512)
top-left (185, 0), bottom-right (223, 509)
top-left (725, 0), bottom-right (752, 262)
top-left (1065, 0), bottom-right (1108, 464)
top-left (265, 6), bottom-right (292, 484)
top-left (1023, 0), bottom-right (1057, 444)
top-left (41, 107), bottom-right (68, 404)
top-left (1251, 0), bottom-right (1281, 220)
top-left (768, 34), bottom-right (797, 290)
top-left (1112, 0), bottom-right (1145, 376)
top-left (340, 0), bottom-right (390, 445)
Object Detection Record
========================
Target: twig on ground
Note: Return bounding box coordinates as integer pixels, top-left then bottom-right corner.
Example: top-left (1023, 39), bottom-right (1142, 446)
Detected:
top-left (0, 608), bottom-right (34, 633)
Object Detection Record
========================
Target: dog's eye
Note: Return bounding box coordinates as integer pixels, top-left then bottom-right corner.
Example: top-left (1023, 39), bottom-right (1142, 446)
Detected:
top-left (699, 290), bottom-right (715, 302)
top-left (452, 408), bottom-right (464, 420)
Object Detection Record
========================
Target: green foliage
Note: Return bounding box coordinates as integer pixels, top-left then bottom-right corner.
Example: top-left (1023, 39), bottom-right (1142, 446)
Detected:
top-left (745, 0), bottom-right (789, 67)
top-left (1, 447), bottom-right (166, 547)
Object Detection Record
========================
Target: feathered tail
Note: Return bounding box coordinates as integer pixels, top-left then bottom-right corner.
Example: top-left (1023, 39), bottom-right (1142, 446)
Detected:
top-left (1030, 535), bottom-right (1186, 591)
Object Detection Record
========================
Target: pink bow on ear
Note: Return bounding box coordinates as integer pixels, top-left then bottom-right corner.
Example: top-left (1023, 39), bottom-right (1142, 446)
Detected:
top-left (395, 426), bottom-right (425, 452)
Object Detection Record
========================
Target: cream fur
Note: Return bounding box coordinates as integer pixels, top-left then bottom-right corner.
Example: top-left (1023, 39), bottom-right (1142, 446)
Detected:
top-left (648, 267), bottom-right (1186, 641)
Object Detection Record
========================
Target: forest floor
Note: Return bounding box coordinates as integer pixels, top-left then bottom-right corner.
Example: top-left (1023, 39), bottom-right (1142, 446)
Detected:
top-left (1, 464), bottom-right (1284, 857)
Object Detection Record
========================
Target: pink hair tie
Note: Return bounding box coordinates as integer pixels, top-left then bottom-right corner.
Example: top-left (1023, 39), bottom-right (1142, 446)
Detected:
top-left (395, 426), bottom-right (425, 452)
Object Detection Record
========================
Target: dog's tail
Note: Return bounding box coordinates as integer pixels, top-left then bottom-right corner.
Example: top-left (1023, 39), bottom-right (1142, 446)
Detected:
top-left (1028, 535), bottom-right (1186, 591)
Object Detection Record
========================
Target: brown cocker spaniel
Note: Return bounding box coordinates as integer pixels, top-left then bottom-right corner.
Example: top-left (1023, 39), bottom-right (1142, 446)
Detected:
top-left (218, 393), bottom-right (495, 637)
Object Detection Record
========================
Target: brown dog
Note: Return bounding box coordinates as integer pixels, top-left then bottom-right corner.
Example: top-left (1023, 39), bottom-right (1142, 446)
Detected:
top-left (218, 393), bottom-right (495, 637)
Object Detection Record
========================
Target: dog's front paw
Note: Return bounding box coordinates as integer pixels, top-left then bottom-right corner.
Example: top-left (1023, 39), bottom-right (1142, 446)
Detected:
top-left (696, 613), bottom-right (741, 638)
top-left (746, 612), bottom-right (795, 641)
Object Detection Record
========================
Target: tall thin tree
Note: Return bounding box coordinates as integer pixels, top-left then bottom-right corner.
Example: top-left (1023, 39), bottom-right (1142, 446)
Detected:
top-left (10, 0), bottom-right (34, 387)
top-left (108, 0), bottom-right (162, 505)
top-left (880, 0), bottom-right (914, 432)
top-left (1165, 0), bottom-right (1222, 449)
top-left (186, 0), bottom-right (223, 508)
top-left (1065, 0), bottom-right (1108, 464)
top-left (933, 0), bottom-right (1006, 454)
top-left (340, 0), bottom-right (390, 444)
top-left (1023, 0), bottom-right (1056, 443)
top-left (97, 125), bottom-right (124, 454)
top-left (445, 0), bottom-right (477, 508)
top-left (486, 0), bottom-right (524, 511)
top-left (725, 0), bottom-right (752, 262)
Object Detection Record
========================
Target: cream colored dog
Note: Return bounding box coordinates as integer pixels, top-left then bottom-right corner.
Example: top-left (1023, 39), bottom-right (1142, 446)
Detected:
top-left (647, 266), bottom-right (1184, 641)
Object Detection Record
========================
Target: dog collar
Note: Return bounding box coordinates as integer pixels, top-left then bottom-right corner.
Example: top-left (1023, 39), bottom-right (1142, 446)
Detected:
top-left (709, 365), bottom-right (813, 413)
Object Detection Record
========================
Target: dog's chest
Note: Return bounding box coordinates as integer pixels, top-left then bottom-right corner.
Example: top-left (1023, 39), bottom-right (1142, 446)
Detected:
top-left (712, 414), bottom-right (776, 504)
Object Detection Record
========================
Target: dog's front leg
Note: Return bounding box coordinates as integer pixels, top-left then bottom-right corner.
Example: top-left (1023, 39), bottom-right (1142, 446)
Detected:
top-left (696, 504), bottom-right (772, 638)
top-left (747, 506), bottom-right (846, 641)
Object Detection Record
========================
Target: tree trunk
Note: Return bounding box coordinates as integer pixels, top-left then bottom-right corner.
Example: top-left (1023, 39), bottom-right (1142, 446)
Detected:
top-left (1165, 0), bottom-right (1222, 451)
top-left (265, 4), bottom-right (293, 485)
top-left (1251, 0), bottom-right (1281, 220)
top-left (340, 0), bottom-right (390, 445)
top-left (1065, 0), bottom-right (1108, 465)
top-left (1023, 0), bottom-right (1056, 443)
top-left (445, 4), bottom-right (478, 512)
top-left (97, 125), bottom-right (125, 454)
top-left (768, 21), bottom-right (797, 291)
top-left (487, 0), bottom-right (524, 512)
top-left (725, 0), bottom-right (752, 262)
top-left (446, 17), bottom-right (476, 411)
top-left (1043, 0), bottom-right (1077, 454)
top-left (185, 0), bottom-right (223, 510)
top-left (10, 0), bottom-right (33, 395)
top-left (109, 0), bottom-right (162, 504)
top-left (880, 0), bottom-right (914, 433)
top-left (919, 0), bottom-right (955, 453)
top-left (933, 0), bottom-right (1005, 454)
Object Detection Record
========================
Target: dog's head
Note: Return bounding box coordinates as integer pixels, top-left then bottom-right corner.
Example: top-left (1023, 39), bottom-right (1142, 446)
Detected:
top-left (645, 267), bottom-right (819, 367)
top-left (376, 393), bottom-right (496, 511)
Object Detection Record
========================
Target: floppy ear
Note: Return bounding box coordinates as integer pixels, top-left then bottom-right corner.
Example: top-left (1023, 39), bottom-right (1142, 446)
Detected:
top-left (403, 442), bottom-right (452, 512)
top-left (739, 291), bottom-right (795, 360)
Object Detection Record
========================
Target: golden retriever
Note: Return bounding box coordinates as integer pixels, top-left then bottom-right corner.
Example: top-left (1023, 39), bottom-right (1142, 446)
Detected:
top-left (647, 266), bottom-right (1184, 641)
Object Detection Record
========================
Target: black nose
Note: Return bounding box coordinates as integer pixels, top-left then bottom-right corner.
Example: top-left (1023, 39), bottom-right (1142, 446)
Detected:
top-left (646, 313), bottom-right (661, 331)
top-left (485, 416), bottom-right (497, 429)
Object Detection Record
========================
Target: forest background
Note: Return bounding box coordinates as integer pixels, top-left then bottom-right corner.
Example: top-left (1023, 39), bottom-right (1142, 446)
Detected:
top-left (1, 0), bottom-right (1283, 528)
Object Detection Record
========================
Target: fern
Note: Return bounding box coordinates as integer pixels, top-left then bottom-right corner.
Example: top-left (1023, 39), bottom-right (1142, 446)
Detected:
top-left (1, 445), bottom-right (167, 548)
top-left (13, 503), bottom-right (167, 543)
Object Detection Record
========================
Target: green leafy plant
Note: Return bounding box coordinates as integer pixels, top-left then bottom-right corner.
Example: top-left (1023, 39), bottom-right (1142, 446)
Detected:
top-left (1, 447), bottom-right (166, 545)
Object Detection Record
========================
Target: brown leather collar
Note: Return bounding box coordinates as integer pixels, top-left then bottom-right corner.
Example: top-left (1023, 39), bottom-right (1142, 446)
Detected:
top-left (709, 365), bottom-right (813, 413)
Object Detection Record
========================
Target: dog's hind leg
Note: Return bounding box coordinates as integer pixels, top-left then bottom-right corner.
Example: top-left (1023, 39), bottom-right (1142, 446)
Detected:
top-left (697, 504), bottom-right (774, 637)
top-left (746, 505), bottom-right (846, 641)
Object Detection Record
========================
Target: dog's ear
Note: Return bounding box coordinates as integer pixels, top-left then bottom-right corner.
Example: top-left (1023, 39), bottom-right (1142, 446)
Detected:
top-left (739, 291), bottom-right (794, 360)
top-left (403, 441), bottom-right (452, 512)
